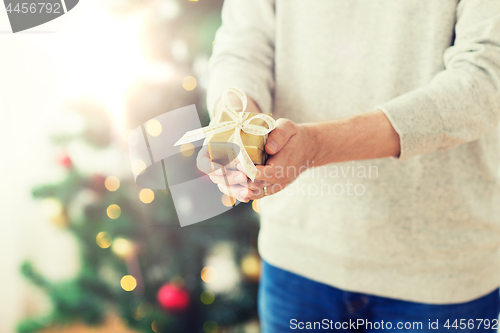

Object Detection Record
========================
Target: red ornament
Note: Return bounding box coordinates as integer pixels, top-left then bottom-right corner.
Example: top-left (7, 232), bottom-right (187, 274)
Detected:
top-left (56, 151), bottom-right (73, 169)
top-left (157, 283), bottom-right (190, 312)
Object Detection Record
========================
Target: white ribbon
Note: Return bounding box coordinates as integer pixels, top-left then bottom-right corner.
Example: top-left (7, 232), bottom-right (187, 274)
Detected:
top-left (174, 87), bottom-right (275, 181)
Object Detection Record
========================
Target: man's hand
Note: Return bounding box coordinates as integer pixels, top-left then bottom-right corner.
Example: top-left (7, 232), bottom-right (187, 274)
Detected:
top-left (214, 109), bottom-right (401, 201)
top-left (218, 118), bottom-right (316, 200)
top-left (198, 106), bottom-right (401, 203)
top-left (196, 144), bottom-right (253, 201)
top-left (196, 117), bottom-right (314, 203)
top-left (196, 95), bottom-right (266, 203)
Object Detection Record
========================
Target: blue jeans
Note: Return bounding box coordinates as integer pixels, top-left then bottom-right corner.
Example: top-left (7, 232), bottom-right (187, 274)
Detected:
top-left (258, 260), bottom-right (500, 332)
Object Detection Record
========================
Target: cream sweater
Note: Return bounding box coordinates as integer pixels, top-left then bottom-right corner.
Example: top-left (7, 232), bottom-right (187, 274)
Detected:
top-left (207, 0), bottom-right (500, 304)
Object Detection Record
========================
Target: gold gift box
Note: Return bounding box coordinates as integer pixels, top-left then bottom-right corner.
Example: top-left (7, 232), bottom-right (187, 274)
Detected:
top-left (206, 111), bottom-right (273, 168)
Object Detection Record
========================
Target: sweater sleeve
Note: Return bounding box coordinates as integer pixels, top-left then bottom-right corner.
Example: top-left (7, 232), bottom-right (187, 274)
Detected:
top-left (375, 0), bottom-right (500, 161)
top-left (206, 0), bottom-right (275, 118)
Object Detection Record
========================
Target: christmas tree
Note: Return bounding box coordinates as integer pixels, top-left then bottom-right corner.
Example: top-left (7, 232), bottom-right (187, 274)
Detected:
top-left (17, 1), bottom-right (263, 332)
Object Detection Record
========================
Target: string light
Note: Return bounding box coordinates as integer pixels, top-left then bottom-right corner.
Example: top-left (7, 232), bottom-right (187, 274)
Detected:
top-left (201, 266), bottom-right (217, 283)
top-left (241, 254), bottom-right (261, 280)
top-left (105, 176), bottom-right (120, 192)
top-left (158, 0), bottom-right (181, 20)
top-left (114, 317), bottom-right (128, 330)
top-left (96, 232), bottom-right (112, 248)
top-left (171, 39), bottom-right (189, 62)
top-left (121, 275), bottom-right (137, 291)
top-left (152, 321), bottom-right (161, 333)
top-left (146, 119), bottom-right (162, 137)
top-left (139, 189), bottom-right (155, 204)
top-left (252, 200), bottom-right (259, 212)
top-left (133, 304), bottom-right (146, 320)
top-left (107, 204), bottom-right (121, 219)
top-left (221, 194), bottom-right (235, 207)
top-left (171, 275), bottom-right (184, 285)
top-left (182, 76), bottom-right (197, 91)
top-left (203, 321), bottom-right (218, 333)
top-left (41, 198), bottom-right (64, 219)
top-left (180, 143), bottom-right (195, 157)
top-left (112, 238), bottom-right (135, 259)
top-left (40, 198), bottom-right (68, 227)
top-left (200, 290), bottom-right (215, 305)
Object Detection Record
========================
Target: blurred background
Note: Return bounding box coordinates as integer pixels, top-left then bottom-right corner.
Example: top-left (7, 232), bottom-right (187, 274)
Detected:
top-left (0, 0), bottom-right (263, 332)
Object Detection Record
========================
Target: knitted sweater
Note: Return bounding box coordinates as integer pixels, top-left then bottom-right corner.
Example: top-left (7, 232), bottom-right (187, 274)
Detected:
top-left (207, 0), bottom-right (500, 304)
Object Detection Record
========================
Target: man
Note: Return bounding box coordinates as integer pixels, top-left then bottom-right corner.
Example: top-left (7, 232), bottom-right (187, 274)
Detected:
top-left (198, 0), bottom-right (500, 331)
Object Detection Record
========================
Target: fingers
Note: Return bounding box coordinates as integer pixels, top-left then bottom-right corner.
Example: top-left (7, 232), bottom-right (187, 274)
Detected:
top-left (217, 181), bottom-right (283, 202)
top-left (247, 180), bottom-right (270, 190)
top-left (235, 163), bottom-right (273, 188)
top-left (209, 169), bottom-right (248, 185)
top-left (249, 183), bottom-right (283, 200)
top-left (196, 146), bottom-right (224, 175)
top-left (253, 165), bottom-right (280, 182)
top-left (216, 171), bottom-right (282, 201)
top-left (265, 118), bottom-right (297, 155)
top-left (197, 146), bottom-right (245, 185)
top-left (217, 183), bottom-right (254, 203)
top-left (198, 146), bottom-right (270, 191)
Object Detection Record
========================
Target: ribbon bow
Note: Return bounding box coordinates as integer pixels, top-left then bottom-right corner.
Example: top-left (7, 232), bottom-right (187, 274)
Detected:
top-left (174, 87), bottom-right (276, 181)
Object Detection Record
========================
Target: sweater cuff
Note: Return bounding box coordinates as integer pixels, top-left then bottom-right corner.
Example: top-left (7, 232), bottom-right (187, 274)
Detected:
top-left (375, 89), bottom-right (444, 161)
top-left (207, 76), bottom-right (273, 119)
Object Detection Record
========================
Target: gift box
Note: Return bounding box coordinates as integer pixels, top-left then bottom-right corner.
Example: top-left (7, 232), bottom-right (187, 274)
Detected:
top-left (174, 87), bottom-right (276, 181)
top-left (206, 110), bottom-right (273, 167)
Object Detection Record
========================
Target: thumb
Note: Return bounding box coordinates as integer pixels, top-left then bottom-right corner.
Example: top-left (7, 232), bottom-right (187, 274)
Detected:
top-left (265, 118), bottom-right (297, 155)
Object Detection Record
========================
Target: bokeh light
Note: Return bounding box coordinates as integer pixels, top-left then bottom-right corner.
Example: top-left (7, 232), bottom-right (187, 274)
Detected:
top-left (112, 238), bottom-right (135, 259)
top-left (107, 204), bottom-right (121, 219)
top-left (96, 232), bottom-right (112, 249)
top-left (121, 275), bottom-right (137, 291)
top-left (182, 76), bottom-right (197, 91)
top-left (180, 142), bottom-right (195, 157)
top-left (221, 194), bottom-right (235, 207)
top-left (241, 254), bottom-right (261, 280)
top-left (133, 304), bottom-right (146, 320)
top-left (40, 198), bottom-right (64, 219)
top-left (59, 5), bottom-right (173, 133)
top-left (139, 189), bottom-right (155, 204)
top-left (252, 200), bottom-right (259, 213)
top-left (201, 266), bottom-right (217, 283)
top-left (171, 39), bottom-right (189, 62)
top-left (158, 0), bottom-right (181, 20)
top-left (200, 290), bottom-right (215, 305)
top-left (152, 320), bottom-right (161, 333)
top-left (105, 176), bottom-right (120, 192)
top-left (203, 321), bottom-right (218, 333)
top-left (146, 119), bottom-right (162, 137)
